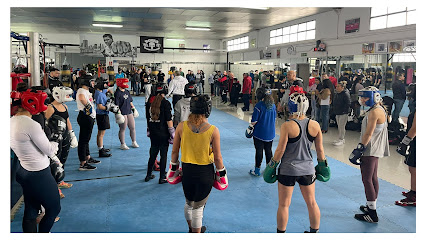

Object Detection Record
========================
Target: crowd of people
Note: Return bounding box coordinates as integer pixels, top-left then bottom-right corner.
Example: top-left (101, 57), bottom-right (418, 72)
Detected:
top-left (10, 65), bottom-right (415, 233)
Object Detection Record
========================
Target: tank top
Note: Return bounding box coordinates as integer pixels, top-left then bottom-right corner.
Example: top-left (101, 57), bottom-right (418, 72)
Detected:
top-left (279, 118), bottom-right (315, 176)
top-left (181, 121), bottom-right (215, 165)
top-left (51, 104), bottom-right (69, 123)
top-left (360, 105), bottom-right (390, 158)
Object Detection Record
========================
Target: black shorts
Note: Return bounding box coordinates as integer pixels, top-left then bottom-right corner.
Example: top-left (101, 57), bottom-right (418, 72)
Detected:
top-left (181, 163), bottom-right (214, 202)
top-left (278, 174), bottom-right (316, 186)
top-left (404, 140), bottom-right (416, 168)
top-left (96, 114), bottom-right (110, 130)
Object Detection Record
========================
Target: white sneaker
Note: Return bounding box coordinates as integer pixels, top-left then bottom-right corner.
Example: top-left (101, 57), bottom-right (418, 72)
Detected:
top-left (120, 144), bottom-right (130, 150)
top-left (132, 142), bottom-right (139, 148)
top-left (333, 140), bottom-right (344, 146)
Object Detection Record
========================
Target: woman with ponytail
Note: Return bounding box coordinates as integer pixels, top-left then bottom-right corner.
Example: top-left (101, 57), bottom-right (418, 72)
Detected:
top-left (249, 87), bottom-right (277, 176)
top-left (145, 83), bottom-right (174, 184)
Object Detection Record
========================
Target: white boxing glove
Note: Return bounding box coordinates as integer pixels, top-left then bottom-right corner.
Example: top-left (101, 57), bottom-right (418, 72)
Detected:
top-left (50, 141), bottom-right (59, 155)
top-left (115, 112), bottom-right (125, 124)
top-left (69, 130), bottom-right (78, 148)
top-left (49, 155), bottom-right (63, 168)
top-left (166, 161), bottom-right (182, 184)
top-left (132, 107), bottom-right (139, 118)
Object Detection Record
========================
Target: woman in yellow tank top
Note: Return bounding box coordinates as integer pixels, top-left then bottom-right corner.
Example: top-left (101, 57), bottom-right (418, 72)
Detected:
top-left (167, 95), bottom-right (228, 233)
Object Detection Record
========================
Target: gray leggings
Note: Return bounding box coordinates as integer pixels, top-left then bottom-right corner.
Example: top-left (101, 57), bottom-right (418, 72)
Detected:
top-left (360, 156), bottom-right (379, 201)
top-left (119, 114), bottom-right (136, 144)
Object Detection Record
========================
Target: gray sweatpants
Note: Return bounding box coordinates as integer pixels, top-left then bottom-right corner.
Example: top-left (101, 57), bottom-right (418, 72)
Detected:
top-left (336, 114), bottom-right (348, 140)
top-left (119, 114), bottom-right (136, 144)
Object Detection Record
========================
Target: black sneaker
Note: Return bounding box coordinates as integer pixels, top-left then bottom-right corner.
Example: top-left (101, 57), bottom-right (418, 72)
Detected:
top-left (88, 158), bottom-right (101, 164)
top-left (79, 163), bottom-right (97, 171)
top-left (159, 178), bottom-right (167, 184)
top-left (104, 148), bottom-right (110, 152)
top-left (145, 174), bottom-right (155, 182)
top-left (355, 207), bottom-right (378, 223)
top-left (189, 226), bottom-right (207, 233)
top-left (99, 149), bottom-right (112, 158)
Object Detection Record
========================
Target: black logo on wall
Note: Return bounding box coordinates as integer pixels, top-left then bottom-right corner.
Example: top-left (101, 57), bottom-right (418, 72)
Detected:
top-left (140, 36), bottom-right (164, 53)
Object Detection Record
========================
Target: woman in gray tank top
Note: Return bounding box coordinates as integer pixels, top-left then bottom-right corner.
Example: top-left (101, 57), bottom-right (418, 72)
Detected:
top-left (349, 86), bottom-right (389, 223)
top-left (265, 93), bottom-right (328, 233)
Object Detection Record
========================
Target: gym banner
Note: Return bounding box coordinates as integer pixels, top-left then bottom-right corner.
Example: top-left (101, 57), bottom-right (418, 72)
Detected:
top-left (140, 36), bottom-right (164, 53)
top-left (80, 33), bottom-right (138, 57)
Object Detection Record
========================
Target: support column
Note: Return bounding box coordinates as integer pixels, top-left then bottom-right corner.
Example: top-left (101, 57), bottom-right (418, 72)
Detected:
top-left (27, 32), bottom-right (40, 86)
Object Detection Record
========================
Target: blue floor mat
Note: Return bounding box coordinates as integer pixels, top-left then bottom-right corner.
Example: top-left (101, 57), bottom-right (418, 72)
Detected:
top-left (11, 95), bottom-right (415, 233)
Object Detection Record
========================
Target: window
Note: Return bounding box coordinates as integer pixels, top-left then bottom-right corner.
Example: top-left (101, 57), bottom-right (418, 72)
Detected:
top-left (392, 53), bottom-right (416, 62)
top-left (269, 20), bottom-right (316, 45)
top-left (370, 7), bottom-right (416, 30)
top-left (227, 36), bottom-right (249, 51)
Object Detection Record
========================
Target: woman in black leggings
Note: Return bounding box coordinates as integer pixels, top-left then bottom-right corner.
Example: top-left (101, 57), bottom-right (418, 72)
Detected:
top-left (10, 89), bottom-right (61, 232)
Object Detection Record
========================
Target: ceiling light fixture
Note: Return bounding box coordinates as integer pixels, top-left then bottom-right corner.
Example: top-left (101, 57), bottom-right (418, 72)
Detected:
top-left (92, 23), bottom-right (123, 28)
top-left (185, 27), bottom-right (211, 31)
top-left (166, 38), bottom-right (185, 41)
top-left (241, 7), bottom-right (269, 10)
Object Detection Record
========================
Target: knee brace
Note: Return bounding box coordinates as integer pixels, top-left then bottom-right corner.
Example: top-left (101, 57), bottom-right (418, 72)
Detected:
top-left (184, 201), bottom-right (193, 221)
top-left (191, 204), bottom-right (205, 229)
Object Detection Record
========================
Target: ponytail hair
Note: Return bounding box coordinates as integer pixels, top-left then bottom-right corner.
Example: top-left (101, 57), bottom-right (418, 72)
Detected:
top-left (263, 94), bottom-right (274, 110)
top-left (150, 94), bottom-right (164, 121)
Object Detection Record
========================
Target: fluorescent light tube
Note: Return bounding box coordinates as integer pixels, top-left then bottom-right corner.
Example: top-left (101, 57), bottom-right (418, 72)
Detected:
top-left (92, 23), bottom-right (123, 28)
top-left (185, 27), bottom-right (210, 31)
top-left (166, 39), bottom-right (185, 41)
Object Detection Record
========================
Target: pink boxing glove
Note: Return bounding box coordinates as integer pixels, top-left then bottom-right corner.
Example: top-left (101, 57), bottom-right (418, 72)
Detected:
top-left (213, 167), bottom-right (228, 190)
top-left (166, 161), bottom-right (182, 184)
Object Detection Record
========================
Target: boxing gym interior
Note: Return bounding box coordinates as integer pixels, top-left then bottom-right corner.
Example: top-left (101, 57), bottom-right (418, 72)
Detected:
top-left (9, 3), bottom-right (417, 238)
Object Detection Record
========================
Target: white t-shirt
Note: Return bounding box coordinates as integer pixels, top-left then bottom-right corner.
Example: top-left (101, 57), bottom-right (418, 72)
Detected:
top-left (76, 88), bottom-right (96, 118)
top-left (10, 115), bottom-right (57, 171)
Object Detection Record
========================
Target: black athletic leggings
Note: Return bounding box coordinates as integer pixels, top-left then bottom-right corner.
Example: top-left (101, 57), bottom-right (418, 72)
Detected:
top-left (182, 163), bottom-right (214, 202)
top-left (16, 165), bottom-right (61, 233)
top-left (360, 156), bottom-right (379, 201)
top-left (253, 137), bottom-right (273, 168)
top-left (147, 138), bottom-right (169, 179)
top-left (77, 111), bottom-right (95, 163)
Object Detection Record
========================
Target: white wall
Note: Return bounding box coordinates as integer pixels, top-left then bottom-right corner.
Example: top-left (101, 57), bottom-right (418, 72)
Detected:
top-left (221, 7), bottom-right (416, 61)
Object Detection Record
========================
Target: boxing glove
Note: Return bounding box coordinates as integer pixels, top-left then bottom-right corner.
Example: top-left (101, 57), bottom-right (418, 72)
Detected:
top-left (131, 107), bottom-right (139, 118)
top-left (147, 127), bottom-right (150, 138)
top-left (213, 167), bottom-right (228, 190)
top-left (315, 159), bottom-right (330, 182)
top-left (349, 143), bottom-right (366, 165)
top-left (105, 100), bottom-right (112, 112)
top-left (115, 112), bottom-right (125, 124)
top-left (69, 130), bottom-right (78, 148)
top-left (84, 102), bottom-right (93, 116)
top-left (263, 157), bottom-right (279, 183)
top-left (396, 135), bottom-right (412, 156)
top-left (49, 156), bottom-right (65, 183)
top-left (47, 115), bottom-right (67, 142)
top-left (168, 127), bottom-right (175, 144)
top-left (166, 161), bottom-right (182, 184)
top-left (110, 102), bottom-right (120, 114)
top-left (245, 123), bottom-right (254, 138)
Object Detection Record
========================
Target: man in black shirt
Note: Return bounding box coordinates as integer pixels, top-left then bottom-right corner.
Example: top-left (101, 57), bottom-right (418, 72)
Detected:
top-left (391, 73), bottom-right (406, 123)
top-left (48, 68), bottom-right (63, 93)
top-left (157, 70), bottom-right (165, 83)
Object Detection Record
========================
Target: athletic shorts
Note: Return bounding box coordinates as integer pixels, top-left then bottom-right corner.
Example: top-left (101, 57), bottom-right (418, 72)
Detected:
top-left (404, 140), bottom-right (416, 168)
top-left (278, 174), bottom-right (316, 186)
top-left (182, 163), bottom-right (214, 202)
top-left (96, 114), bottom-right (110, 130)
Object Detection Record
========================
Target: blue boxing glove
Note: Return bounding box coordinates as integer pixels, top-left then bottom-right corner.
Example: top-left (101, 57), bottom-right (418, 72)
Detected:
top-left (245, 123), bottom-right (254, 138)
top-left (349, 143), bottom-right (366, 165)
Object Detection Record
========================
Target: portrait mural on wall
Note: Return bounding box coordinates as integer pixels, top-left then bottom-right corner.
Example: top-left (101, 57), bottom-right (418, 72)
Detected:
top-left (80, 33), bottom-right (137, 57)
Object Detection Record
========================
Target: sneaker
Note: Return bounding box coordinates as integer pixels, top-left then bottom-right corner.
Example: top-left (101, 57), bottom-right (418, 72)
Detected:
top-left (88, 158), bottom-right (101, 164)
top-left (99, 148), bottom-right (112, 158)
top-left (120, 144), bottom-right (130, 150)
top-left (402, 190), bottom-right (413, 197)
top-left (395, 192), bottom-right (416, 206)
top-left (354, 206), bottom-right (378, 223)
top-left (145, 174), bottom-right (155, 182)
top-left (58, 181), bottom-right (73, 189)
top-left (132, 141), bottom-right (139, 148)
top-left (104, 148), bottom-right (111, 152)
top-left (249, 167), bottom-right (261, 176)
top-left (79, 163), bottom-right (97, 171)
top-left (189, 226), bottom-right (207, 233)
top-left (58, 188), bottom-right (65, 199)
top-left (332, 140), bottom-right (344, 146)
top-left (159, 178), bottom-right (167, 184)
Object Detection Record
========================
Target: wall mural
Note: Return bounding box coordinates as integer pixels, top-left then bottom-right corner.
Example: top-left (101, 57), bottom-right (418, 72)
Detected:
top-left (80, 33), bottom-right (137, 57)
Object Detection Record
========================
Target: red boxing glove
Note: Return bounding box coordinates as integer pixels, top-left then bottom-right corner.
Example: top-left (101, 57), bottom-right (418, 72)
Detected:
top-left (213, 167), bottom-right (228, 190)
